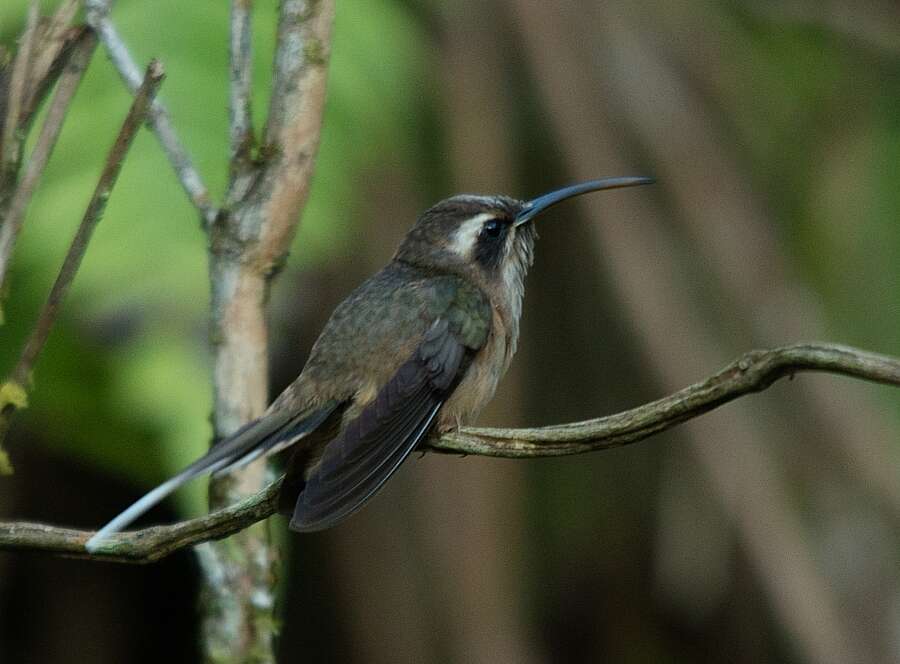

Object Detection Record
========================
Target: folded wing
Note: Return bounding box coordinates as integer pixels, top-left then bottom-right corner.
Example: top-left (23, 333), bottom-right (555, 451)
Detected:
top-left (288, 317), bottom-right (469, 532)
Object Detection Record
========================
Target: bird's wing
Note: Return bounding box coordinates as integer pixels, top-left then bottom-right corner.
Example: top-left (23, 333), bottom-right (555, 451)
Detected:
top-left (85, 402), bottom-right (338, 551)
top-left (287, 316), bottom-right (475, 532)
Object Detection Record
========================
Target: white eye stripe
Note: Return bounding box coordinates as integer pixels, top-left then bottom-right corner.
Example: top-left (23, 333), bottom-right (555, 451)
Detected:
top-left (448, 213), bottom-right (497, 257)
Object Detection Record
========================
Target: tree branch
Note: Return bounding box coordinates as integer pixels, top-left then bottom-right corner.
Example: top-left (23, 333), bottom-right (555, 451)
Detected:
top-left (84, 0), bottom-right (217, 224)
top-left (0, 27), bottom-right (98, 292)
top-left (1, 342), bottom-right (897, 562)
top-left (10, 59), bottom-right (164, 385)
top-left (18, 0), bottom-right (83, 125)
top-left (431, 343), bottom-right (900, 457)
top-left (0, 0), bottom-right (39, 174)
top-left (199, 2), bottom-right (335, 660)
top-left (0, 481), bottom-right (281, 564)
top-left (228, 0), bottom-right (255, 177)
top-left (0, 60), bottom-right (164, 453)
top-left (231, 0), bottom-right (335, 269)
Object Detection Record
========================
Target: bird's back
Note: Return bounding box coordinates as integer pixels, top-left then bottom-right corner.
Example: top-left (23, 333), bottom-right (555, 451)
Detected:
top-left (269, 260), bottom-right (488, 419)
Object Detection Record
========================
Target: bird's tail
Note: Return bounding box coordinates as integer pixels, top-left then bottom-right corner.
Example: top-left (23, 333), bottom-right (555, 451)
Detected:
top-left (85, 403), bottom-right (337, 552)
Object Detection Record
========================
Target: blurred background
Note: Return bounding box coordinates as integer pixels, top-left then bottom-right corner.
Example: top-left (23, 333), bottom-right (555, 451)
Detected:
top-left (2, 1), bottom-right (900, 662)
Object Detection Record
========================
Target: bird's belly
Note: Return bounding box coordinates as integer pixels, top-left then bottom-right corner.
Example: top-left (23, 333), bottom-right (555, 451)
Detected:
top-left (438, 327), bottom-right (512, 430)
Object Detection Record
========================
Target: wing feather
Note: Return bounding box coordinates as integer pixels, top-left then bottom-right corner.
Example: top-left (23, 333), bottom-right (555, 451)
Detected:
top-left (288, 318), bottom-right (469, 532)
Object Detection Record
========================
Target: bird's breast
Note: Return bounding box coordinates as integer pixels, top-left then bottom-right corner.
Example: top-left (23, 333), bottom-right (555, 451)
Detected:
top-left (438, 306), bottom-right (518, 430)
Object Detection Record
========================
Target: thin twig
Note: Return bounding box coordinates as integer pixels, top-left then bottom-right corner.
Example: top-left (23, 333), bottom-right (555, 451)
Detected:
top-left (0, 28), bottom-right (98, 291)
top-left (84, 0), bottom-right (217, 224)
top-left (229, 0), bottom-right (254, 178)
top-left (0, 342), bottom-right (897, 563)
top-left (8, 60), bottom-right (165, 388)
top-left (1, 0), bottom-right (39, 172)
top-left (19, 0), bottom-right (83, 123)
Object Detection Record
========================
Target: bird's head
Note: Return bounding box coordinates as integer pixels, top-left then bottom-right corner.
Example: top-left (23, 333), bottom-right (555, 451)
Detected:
top-left (394, 177), bottom-right (654, 291)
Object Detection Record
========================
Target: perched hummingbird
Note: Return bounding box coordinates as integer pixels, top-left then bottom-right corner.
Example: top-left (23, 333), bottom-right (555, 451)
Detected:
top-left (86, 177), bottom-right (652, 550)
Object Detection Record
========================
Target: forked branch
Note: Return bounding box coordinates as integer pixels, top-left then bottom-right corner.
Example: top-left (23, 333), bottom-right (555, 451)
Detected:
top-left (0, 342), bottom-right (897, 563)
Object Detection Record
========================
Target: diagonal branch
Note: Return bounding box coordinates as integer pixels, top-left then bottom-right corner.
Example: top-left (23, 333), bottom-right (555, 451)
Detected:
top-left (10, 60), bottom-right (165, 386)
top-left (0, 28), bottom-right (98, 292)
top-left (19, 0), bottom-right (83, 125)
top-left (0, 60), bottom-right (164, 445)
top-left (1, 342), bottom-right (897, 563)
top-left (84, 0), bottom-right (217, 224)
top-left (0, 0), bottom-right (39, 174)
top-left (431, 343), bottom-right (900, 456)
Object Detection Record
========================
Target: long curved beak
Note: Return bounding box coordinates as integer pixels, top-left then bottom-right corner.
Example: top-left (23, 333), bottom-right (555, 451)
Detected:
top-left (514, 176), bottom-right (655, 226)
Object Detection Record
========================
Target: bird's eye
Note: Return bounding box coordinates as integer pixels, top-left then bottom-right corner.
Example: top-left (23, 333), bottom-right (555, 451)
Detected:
top-left (482, 218), bottom-right (504, 238)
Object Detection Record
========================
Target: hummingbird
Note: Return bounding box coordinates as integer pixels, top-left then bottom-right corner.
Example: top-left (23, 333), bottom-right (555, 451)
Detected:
top-left (86, 177), bottom-right (652, 550)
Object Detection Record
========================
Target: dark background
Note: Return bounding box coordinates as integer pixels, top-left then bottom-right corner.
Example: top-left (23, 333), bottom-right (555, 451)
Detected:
top-left (2, 1), bottom-right (900, 662)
